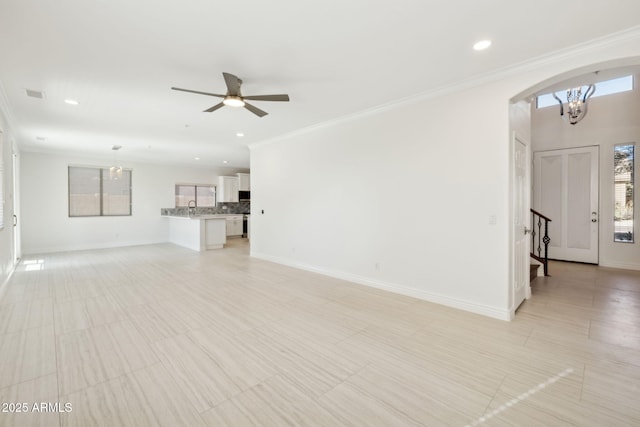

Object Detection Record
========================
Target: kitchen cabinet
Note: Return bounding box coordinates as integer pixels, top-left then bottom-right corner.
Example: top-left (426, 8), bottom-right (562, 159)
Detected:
top-left (218, 176), bottom-right (239, 203)
top-left (166, 216), bottom-right (226, 251)
top-left (205, 219), bottom-right (227, 249)
top-left (226, 215), bottom-right (243, 236)
top-left (237, 173), bottom-right (250, 191)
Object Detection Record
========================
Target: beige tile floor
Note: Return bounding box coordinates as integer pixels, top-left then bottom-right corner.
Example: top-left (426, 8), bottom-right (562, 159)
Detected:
top-left (1, 240), bottom-right (639, 426)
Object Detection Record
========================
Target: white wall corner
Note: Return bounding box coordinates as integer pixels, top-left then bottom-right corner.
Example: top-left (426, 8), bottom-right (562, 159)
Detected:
top-left (0, 80), bottom-right (16, 128)
top-left (0, 262), bottom-right (17, 302)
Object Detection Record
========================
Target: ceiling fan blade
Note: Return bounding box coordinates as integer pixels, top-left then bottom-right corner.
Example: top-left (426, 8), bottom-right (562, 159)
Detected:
top-left (203, 102), bottom-right (225, 113)
top-left (244, 102), bottom-right (268, 117)
top-left (222, 72), bottom-right (241, 96)
top-left (242, 94), bottom-right (290, 102)
top-left (171, 87), bottom-right (226, 97)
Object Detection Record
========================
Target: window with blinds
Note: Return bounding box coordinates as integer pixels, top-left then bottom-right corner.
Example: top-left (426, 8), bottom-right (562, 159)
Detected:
top-left (68, 166), bottom-right (132, 217)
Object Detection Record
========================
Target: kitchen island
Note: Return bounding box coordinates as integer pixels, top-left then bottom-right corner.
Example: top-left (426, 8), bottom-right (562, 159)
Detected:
top-left (164, 215), bottom-right (227, 251)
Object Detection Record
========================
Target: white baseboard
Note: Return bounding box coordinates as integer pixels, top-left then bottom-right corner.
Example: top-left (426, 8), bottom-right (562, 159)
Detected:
top-left (251, 251), bottom-right (512, 321)
top-left (598, 261), bottom-right (640, 271)
top-left (23, 239), bottom-right (167, 256)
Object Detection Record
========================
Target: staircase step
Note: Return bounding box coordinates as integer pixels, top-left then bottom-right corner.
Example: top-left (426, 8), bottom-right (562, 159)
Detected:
top-left (530, 264), bottom-right (540, 282)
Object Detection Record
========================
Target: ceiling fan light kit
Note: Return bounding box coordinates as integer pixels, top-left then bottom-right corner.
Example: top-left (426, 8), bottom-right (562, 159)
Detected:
top-left (172, 72), bottom-right (290, 117)
top-left (222, 96), bottom-right (245, 108)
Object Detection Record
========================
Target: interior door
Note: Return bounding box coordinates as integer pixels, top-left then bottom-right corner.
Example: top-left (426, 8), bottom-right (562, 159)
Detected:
top-left (513, 135), bottom-right (530, 309)
top-left (534, 146), bottom-right (599, 263)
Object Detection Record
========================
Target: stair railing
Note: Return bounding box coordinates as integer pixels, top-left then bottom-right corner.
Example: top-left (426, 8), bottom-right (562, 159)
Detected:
top-left (530, 209), bottom-right (551, 276)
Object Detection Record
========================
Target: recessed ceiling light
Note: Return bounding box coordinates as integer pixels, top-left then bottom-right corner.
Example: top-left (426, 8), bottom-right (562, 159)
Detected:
top-left (194, 157), bottom-right (200, 161)
top-left (223, 160), bottom-right (228, 164)
top-left (236, 132), bottom-right (244, 137)
top-left (64, 99), bottom-right (79, 105)
top-left (473, 40), bottom-right (492, 51)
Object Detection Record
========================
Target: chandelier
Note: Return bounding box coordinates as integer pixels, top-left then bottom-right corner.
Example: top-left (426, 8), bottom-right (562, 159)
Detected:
top-left (109, 145), bottom-right (123, 179)
top-left (552, 85), bottom-right (595, 125)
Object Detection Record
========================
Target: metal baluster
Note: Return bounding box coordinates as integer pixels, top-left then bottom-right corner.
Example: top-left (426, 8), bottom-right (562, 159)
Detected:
top-left (542, 218), bottom-right (550, 276)
top-left (537, 216), bottom-right (542, 257)
top-left (529, 209), bottom-right (552, 277)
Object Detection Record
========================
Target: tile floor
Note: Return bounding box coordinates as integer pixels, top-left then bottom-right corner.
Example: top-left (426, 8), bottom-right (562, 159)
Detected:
top-left (0, 240), bottom-right (639, 426)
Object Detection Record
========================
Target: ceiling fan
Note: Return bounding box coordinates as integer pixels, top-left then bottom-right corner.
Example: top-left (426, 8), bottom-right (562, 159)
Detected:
top-left (171, 72), bottom-right (290, 117)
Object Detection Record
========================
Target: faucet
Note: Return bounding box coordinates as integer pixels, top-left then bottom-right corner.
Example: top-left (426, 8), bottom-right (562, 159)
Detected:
top-left (187, 200), bottom-right (196, 217)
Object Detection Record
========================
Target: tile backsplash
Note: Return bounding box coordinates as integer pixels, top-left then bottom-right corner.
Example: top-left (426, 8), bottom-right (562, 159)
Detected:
top-left (161, 202), bottom-right (250, 216)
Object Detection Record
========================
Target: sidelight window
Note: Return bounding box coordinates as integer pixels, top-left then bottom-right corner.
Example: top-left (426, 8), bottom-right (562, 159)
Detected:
top-left (614, 144), bottom-right (634, 243)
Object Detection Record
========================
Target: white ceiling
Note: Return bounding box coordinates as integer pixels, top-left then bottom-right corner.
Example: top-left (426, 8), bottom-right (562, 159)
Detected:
top-left (1, 0), bottom-right (640, 168)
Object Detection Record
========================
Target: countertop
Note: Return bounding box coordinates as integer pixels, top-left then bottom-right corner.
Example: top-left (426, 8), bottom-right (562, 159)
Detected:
top-left (163, 214), bottom-right (247, 220)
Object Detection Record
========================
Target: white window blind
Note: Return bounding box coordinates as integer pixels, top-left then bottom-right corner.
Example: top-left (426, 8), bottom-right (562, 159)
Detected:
top-left (69, 166), bottom-right (131, 216)
top-left (102, 168), bottom-right (132, 215)
top-left (175, 184), bottom-right (215, 207)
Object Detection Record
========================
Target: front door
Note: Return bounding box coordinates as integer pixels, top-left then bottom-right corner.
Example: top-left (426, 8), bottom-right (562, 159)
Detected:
top-left (534, 146), bottom-right (599, 263)
top-left (513, 134), bottom-right (530, 310)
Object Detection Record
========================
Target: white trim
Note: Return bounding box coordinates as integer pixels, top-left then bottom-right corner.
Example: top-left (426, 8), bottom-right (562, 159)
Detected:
top-left (250, 25), bottom-right (640, 150)
top-left (251, 251), bottom-right (513, 321)
top-left (599, 261), bottom-right (640, 271)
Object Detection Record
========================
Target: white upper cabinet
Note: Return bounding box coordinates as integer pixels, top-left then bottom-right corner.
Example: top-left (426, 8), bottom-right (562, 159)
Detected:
top-left (237, 173), bottom-right (250, 191)
top-left (218, 176), bottom-right (239, 203)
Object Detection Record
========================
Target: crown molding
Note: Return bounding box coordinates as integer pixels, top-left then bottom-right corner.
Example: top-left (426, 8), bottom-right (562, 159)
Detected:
top-left (250, 25), bottom-right (640, 150)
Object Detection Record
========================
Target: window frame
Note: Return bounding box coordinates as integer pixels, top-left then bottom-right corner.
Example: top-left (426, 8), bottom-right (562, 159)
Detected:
top-left (68, 166), bottom-right (132, 217)
top-left (175, 184), bottom-right (216, 208)
top-left (614, 143), bottom-right (634, 243)
top-left (536, 75), bottom-right (634, 109)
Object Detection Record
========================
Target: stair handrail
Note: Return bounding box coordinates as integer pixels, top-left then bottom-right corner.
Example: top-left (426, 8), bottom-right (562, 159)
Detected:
top-left (530, 208), bottom-right (552, 222)
top-left (530, 209), bottom-right (551, 276)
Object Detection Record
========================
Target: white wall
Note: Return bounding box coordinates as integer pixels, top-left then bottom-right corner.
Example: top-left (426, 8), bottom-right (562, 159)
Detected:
top-left (251, 80), bottom-right (513, 320)
top-left (21, 151), bottom-right (246, 254)
top-left (532, 74), bottom-right (640, 270)
top-left (250, 29), bottom-right (640, 320)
